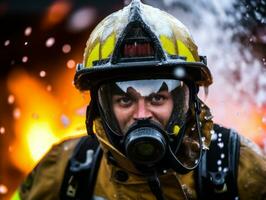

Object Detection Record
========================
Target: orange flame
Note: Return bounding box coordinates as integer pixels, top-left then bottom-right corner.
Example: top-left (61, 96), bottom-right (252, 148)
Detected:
top-left (7, 68), bottom-right (89, 173)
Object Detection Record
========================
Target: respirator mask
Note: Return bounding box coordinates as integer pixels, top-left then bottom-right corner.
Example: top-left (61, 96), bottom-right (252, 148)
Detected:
top-left (97, 79), bottom-right (203, 175)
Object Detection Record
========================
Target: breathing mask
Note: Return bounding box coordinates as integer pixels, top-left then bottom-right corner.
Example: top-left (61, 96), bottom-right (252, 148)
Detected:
top-left (97, 79), bottom-right (203, 174)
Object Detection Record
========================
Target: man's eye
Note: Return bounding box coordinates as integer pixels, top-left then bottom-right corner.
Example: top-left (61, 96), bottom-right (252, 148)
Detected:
top-left (150, 95), bottom-right (166, 105)
top-left (117, 96), bottom-right (132, 106)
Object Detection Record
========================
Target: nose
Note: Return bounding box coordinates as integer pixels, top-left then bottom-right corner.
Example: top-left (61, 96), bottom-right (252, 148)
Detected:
top-left (133, 98), bottom-right (152, 120)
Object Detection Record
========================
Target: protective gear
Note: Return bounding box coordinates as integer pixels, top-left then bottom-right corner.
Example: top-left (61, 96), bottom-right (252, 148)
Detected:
top-left (12, 1), bottom-right (266, 200)
top-left (74, 0), bottom-right (212, 90)
top-left (12, 124), bottom-right (266, 200)
top-left (74, 0), bottom-right (213, 176)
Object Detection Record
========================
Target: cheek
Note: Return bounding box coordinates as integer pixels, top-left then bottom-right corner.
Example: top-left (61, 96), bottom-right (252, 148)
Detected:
top-left (151, 100), bottom-right (174, 126)
top-left (113, 106), bottom-right (135, 132)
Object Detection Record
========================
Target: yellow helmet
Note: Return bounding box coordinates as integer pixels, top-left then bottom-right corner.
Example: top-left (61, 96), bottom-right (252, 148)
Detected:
top-left (74, 0), bottom-right (212, 90)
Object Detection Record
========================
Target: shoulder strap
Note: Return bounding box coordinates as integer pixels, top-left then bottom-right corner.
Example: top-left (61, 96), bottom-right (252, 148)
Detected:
top-left (60, 135), bottom-right (102, 200)
top-left (196, 124), bottom-right (240, 200)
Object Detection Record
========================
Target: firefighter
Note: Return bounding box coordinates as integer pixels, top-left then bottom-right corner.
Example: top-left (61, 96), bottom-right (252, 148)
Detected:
top-left (12, 0), bottom-right (266, 200)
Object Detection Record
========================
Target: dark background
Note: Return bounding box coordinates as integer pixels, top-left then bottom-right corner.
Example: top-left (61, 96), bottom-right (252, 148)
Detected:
top-left (0, 0), bottom-right (265, 199)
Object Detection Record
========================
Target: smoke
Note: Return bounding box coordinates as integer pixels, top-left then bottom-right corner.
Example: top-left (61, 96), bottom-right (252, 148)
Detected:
top-left (144, 0), bottom-right (266, 144)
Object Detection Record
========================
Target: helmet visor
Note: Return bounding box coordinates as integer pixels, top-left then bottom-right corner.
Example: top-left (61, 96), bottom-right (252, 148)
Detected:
top-left (98, 79), bottom-right (189, 136)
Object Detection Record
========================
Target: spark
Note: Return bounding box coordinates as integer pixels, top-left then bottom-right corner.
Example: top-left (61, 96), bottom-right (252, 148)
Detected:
top-left (39, 70), bottom-right (46, 78)
top-left (62, 44), bottom-right (71, 53)
top-left (24, 27), bottom-right (32, 36)
top-left (0, 184), bottom-right (8, 194)
top-left (46, 85), bottom-right (52, 91)
top-left (46, 37), bottom-right (55, 47)
top-left (13, 108), bottom-right (21, 119)
top-left (67, 59), bottom-right (75, 69)
top-left (4, 40), bottom-right (10, 46)
top-left (8, 94), bottom-right (15, 104)
top-left (22, 56), bottom-right (28, 63)
top-left (0, 127), bottom-right (5, 134)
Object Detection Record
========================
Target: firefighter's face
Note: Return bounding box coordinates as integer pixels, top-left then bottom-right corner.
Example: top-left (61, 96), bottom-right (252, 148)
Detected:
top-left (112, 87), bottom-right (174, 134)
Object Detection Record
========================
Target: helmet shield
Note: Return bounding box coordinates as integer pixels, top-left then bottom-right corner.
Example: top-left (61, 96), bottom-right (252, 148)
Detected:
top-left (98, 79), bottom-right (189, 136)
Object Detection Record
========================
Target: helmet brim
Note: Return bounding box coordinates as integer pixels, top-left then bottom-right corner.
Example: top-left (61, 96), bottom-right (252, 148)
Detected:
top-left (74, 61), bottom-right (212, 91)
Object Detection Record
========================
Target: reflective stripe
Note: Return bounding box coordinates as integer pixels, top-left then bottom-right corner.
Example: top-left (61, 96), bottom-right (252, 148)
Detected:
top-left (160, 35), bottom-right (176, 55)
top-left (101, 33), bottom-right (115, 59)
top-left (173, 125), bottom-right (180, 136)
top-left (177, 40), bottom-right (195, 62)
top-left (86, 42), bottom-right (100, 68)
top-left (10, 190), bottom-right (21, 200)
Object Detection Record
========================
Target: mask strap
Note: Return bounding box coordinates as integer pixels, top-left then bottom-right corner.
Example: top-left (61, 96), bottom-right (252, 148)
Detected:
top-left (168, 83), bottom-right (204, 174)
top-left (147, 170), bottom-right (166, 200)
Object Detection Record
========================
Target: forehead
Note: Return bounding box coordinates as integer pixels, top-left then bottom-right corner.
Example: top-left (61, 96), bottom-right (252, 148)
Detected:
top-left (115, 79), bottom-right (182, 96)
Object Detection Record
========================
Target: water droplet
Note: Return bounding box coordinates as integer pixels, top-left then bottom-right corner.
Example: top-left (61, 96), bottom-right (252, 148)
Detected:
top-left (0, 184), bottom-right (8, 194)
top-left (211, 133), bottom-right (217, 141)
top-left (218, 133), bottom-right (222, 137)
top-left (24, 27), bottom-right (32, 36)
top-left (24, 41), bottom-right (28, 46)
top-left (4, 40), bottom-right (10, 46)
top-left (218, 167), bottom-right (222, 171)
top-left (61, 114), bottom-right (70, 127)
top-left (254, 11), bottom-right (262, 20)
top-left (218, 138), bottom-right (222, 142)
top-left (62, 44), bottom-right (71, 53)
top-left (67, 59), bottom-right (75, 69)
top-left (218, 142), bottom-right (224, 148)
top-left (68, 7), bottom-right (97, 32)
top-left (39, 70), bottom-right (46, 77)
top-left (13, 108), bottom-right (21, 119)
top-left (22, 56), bottom-right (28, 63)
top-left (223, 167), bottom-right (228, 172)
top-left (174, 67), bottom-right (186, 78)
top-left (163, 170), bottom-right (167, 174)
top-left (204, 115), bottom-right (213, 120)
top-left (8, 94), bottom-right (15, 104)
top-left (0, 127), bottom-right (5, 134)
top-left (221, 153), bottom-right (225, 159)
top-left (46, 37), bottom-right (55, 47)
top-left (217, 160), bottom-right (222, 165)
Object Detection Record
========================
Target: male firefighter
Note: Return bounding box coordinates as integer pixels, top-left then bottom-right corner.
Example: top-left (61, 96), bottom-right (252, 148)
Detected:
top-left (12, 0), bottom-right (266, 200)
